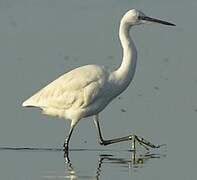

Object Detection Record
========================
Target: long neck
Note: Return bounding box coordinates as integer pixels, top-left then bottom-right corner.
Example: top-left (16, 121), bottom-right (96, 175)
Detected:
top-left (113, 20), bottom-right (137, 89)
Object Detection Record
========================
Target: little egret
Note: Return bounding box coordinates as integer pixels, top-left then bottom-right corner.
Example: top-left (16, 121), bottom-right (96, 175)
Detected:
top-left (22, 9), bottom-right (175, 152)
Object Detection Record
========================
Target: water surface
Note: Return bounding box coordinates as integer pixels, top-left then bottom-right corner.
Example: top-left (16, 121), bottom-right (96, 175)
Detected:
top-left (0, 0), bottom-right (196, 179)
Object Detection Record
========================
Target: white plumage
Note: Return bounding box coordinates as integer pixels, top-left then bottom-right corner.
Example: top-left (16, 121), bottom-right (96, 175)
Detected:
top-left (22, 9), bottom-right (175, 151)
top-left (23, 65), bottom-right (112, 122)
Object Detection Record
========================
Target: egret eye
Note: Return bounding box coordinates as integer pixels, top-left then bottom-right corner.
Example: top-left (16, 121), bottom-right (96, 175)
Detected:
top-left (138, 16), bottom-right (144, 20)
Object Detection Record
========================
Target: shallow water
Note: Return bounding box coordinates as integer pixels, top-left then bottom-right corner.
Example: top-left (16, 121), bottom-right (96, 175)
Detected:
top-left (0, 0), bottom-right (197, 179)
top-left (0, 147), bottom-right (166, 180)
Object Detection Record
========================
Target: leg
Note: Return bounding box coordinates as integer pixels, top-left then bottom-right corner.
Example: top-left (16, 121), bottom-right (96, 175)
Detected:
top-left (93, 114), bottom-right (133, 145)
top-left (93, 114), bottom-right (161, 151)
top-left (63, 121), bottom-right (77, 152)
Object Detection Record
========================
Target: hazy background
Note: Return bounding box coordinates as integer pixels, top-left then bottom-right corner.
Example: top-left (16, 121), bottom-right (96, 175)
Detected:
top-left (0, 0), bottom-right (196, 179)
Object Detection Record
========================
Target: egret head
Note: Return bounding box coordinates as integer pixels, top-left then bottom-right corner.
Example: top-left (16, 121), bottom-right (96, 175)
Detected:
top-left (122, 9), bottom-right (175, 26)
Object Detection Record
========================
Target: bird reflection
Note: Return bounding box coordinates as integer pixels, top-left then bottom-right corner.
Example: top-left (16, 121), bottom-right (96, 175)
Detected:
top-left (0, 146), bottom-right (165, 179)
top-left (64, 151), bottom-right (165, 180)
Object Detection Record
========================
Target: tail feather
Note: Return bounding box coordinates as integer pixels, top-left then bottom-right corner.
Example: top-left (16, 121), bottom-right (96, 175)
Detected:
top-left (22, 99), bottom-right (36, 107)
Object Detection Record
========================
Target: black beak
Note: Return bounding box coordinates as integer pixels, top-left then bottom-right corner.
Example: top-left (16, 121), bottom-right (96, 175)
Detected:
top-left (140, 16), bottom-right (176, 26)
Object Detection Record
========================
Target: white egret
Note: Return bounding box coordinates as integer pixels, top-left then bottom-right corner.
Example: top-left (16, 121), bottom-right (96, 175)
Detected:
top-left (22, 9), bottom-right (175, 151)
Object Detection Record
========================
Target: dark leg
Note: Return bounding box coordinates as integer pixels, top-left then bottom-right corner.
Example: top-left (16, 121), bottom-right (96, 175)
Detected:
top-left (63, 121), bottom-right (77, 152)
top-left (93, 114), bottom-right (161, 151)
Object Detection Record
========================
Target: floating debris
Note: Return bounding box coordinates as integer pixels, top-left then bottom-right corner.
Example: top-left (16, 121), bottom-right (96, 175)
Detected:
top-left (154, 86), bottom-right (160, 90)
top-left (64, 56), bottom-right (70, 61)
top-left (162, 57), bottom-right (170, 63)
top-left (107, 55), bottom-right (114, 60)
top-left (16, 57), bottom-right (24, 61)
top-left (160, 76), bottom-right (169, 80)
top-left (121, 108), bottom-right (126, 112)
top-left (8, 16), bottom-right (17, 27)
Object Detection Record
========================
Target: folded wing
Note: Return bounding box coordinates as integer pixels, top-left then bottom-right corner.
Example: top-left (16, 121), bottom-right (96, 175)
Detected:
top-left (22, 65), bottom-right (108, 111)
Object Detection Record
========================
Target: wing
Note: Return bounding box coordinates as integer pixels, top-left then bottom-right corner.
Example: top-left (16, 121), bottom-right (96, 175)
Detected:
top-left (22, 65), bottom-right (109, 110)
